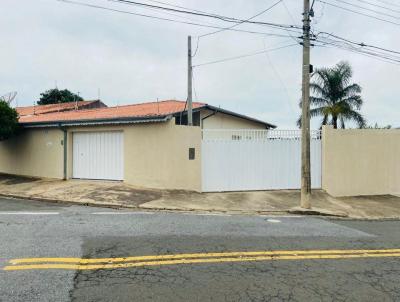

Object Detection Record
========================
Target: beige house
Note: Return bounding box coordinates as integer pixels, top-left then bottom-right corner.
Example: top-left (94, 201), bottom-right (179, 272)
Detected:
top-left (0, 100), bottom-right (275, 191)
top-left (1, 100), bottom-right (399, 197)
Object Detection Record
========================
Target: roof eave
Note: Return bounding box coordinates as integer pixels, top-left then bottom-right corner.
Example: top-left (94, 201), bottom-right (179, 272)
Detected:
top-left (174, 105), bottom-right (276, 129)
top-left (19, 115), bottom-right (172, 128)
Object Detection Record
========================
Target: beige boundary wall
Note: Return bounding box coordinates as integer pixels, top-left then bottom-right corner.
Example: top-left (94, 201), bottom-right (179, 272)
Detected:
top-left (0, 120), bottom-right (201, 191)
top-left (322, 126), bottom-right (400, 197)
top-left (0, 128), bottom-right (64, 179)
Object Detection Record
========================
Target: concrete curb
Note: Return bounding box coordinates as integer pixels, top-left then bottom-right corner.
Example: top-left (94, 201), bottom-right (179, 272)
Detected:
top-left (288, 206), bottom-right (348, 218)
top-left (0, 193), bottom-right (138, 210)
top-left (0, 193), bottom-right (303, 216)
top-left (1, 193), bottom-right (399, 220)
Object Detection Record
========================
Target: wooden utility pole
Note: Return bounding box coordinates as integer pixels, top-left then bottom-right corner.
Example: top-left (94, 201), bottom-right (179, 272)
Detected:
top-left (187, 35), bottom-right (193, 126)
top-left (300, 0), bottom-right (312, 209)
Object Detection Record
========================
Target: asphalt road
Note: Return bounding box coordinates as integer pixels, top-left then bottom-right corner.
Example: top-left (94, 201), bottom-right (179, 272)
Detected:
top-left (0, 197), bottom-right (399, 302)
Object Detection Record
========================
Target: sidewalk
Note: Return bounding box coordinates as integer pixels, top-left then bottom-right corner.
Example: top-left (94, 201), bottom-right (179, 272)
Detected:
top-left (1, 174), bottom-right (400, 219)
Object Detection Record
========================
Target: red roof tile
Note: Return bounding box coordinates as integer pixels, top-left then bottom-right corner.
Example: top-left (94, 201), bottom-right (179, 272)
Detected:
top-left (18, 100), bottom-right (206, 124)
top-left (16, 100), bottom-right (102, 116)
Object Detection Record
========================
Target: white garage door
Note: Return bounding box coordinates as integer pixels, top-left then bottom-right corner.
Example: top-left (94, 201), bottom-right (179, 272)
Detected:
top-left (73, 131), bottom-right (124, 180)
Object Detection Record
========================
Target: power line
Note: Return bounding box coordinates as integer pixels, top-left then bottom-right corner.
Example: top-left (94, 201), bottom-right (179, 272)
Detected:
top-left (127, 1), bottom-right (221, 26)
top-left (316, 32), bottom-right (400, 55)
top-left (326, 0), bottom-right (400, 20)
top-left (311, 0), bottom-right (317, 10)
top-left (281, 0), bottom-right (303, 43)
top-left (282, 0), bottom-right (297, 24)
top-left (315, 41), bottom-right (400, 65)
top-left (192, 70), bottom-right (199, 101)
top-left (193, 43), bottom-right (298, 67)
top-left (315, 36), bottom-right (400, 59)
top-left (57, 0), bottom-right (298, 38)
top-left (353, 0), bottom-right (400, 14)
top-left (262, 38), bottom-right (296, 115)
top-left (109, 0), bottom-right (302, 30)
top-left (314, 36), bottom-right (400, 64)
top-left (199, 0), bottom-right (283, 38)
top-left (372, 0), bottom-right (400, 9)
top-left (143, 0), bottom-right (222, 16)
top-left (312, 1), bottom-right (326, 26)
top-left (192, 0), bottom-right (285, 58)
top-left (317, 0), bottom-right (400, 26)
top-left (110, 0), bottom-right (221, 26)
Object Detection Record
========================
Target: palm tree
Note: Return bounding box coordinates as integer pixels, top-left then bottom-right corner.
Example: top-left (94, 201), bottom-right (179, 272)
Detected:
top-left (297, 61), bottom-right (366, 129)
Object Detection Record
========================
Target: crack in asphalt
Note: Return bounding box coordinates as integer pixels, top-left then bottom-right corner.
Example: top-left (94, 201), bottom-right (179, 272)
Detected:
top-left (67, 237), bottom-right (400, 302)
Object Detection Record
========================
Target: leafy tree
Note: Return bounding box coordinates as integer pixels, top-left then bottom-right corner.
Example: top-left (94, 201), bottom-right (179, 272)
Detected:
top-left (0, 101), bottom-right (19, 140)
top-left (297, 61), bottom-right (366, 129)
top-left (38, 88), bottom-right (83, 105)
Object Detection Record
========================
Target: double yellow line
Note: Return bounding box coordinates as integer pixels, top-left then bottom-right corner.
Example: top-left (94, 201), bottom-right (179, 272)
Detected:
top-left (4, 249), bottom-right (400, 271)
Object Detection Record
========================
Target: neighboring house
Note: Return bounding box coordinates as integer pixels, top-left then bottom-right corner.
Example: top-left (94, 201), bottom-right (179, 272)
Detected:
top-left (0, 99), bottom-right (275, 191)
top-left (16, 100), bottom-right (106, 116)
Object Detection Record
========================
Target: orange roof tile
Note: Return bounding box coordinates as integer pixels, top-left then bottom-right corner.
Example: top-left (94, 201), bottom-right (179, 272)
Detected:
top-left (16, 100), bottom-right (101, 116)
top-left (18, 100), bottom-right (206, 124)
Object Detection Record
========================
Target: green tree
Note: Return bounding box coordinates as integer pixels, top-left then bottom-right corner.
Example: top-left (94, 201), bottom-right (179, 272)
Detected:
top-left (38, 88), bottom-right (83, 105)
top-left (297, 61), bottom-right (366, 129)
top-left (0, 101), bottom-right (19, 140)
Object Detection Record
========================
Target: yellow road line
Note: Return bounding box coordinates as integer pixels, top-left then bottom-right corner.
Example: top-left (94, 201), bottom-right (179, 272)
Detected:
top-left (4, 253), bottom-right (400, 271)
top-left (9, 249), bottom-right (400, 265)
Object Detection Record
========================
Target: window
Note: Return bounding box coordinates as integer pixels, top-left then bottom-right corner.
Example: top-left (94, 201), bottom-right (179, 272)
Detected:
top-left (175, 112), bottom-right (200, 126)
top-left (189, 148), bottom-right (195, 160)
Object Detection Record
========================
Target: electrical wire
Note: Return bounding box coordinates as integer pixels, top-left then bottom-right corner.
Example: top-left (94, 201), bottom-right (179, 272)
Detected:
top-left (281, 0), bottom-right (303, 44)
top-left (192, 0), bottom-right (288, 58)
top-left (142, 0), bottom-right (222, 16)
top-left (314, 36), bottom-right (400, 64)
top-left (109, 0), bottom-right (302, 30)
top-left (262, 38), bottom-right (296, 115)
top-left (192, 70), bottom-right (199, 101)
top-left (316, 42), bottom-right (400, 65)
top-left (126, 2), bottom-right (221, 26)
top-left (57, 0), bottom-right (299, 38)
top-left (193, 43), bottom-right (298, 67)
top-left (108, 0), bottom-right (221, 26)
top-left (372, 0), bottom-right (400, 9)
top-left (326, 0), bottom-right (400, 20)
top-left (353, 0), bottom-right (400, 14)
top-left (312, 1), bottom-right (326, 26)
top-left (311, 0), bottom-right (317, 10)
top-left (317, 0), bottom-right (400, 26)
top-left (198, 0), bottom-right (283, 38)
top-left (316, 32), bottom-right (400, 55)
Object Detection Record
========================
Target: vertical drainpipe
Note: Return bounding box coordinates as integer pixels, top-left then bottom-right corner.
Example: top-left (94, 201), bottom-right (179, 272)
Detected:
top-left (62, 126), bottom-right (67, 180)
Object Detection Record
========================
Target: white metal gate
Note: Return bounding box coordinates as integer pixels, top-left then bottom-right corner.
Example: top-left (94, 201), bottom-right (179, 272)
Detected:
top-left (201, 130), bottom-right (321, 192)
top-left (73, 131), bottom-right (124, 181)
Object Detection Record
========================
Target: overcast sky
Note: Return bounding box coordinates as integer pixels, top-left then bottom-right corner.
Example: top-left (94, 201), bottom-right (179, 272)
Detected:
top-left (1, 0), bottom-right (399, 129)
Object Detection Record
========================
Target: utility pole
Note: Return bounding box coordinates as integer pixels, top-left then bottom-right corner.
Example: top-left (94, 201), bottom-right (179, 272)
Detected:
top-left (187, 35), bottom-right (193, 126)
top-left (300, 0), bottom-right (312, 209)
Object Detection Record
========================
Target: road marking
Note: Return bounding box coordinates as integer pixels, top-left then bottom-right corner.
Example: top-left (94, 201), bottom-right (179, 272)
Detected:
top-left (183, 213), bottom-right (232, 217)
top-left (91, 212), bottom-right (154, 215)
top-left (4, 248), bottom-right (400, 271)
top-left (267, 219), bottom-right (281, 223)
top-left (0, 212), bottom-right (59, 215)
top-left (4, 252), bottom-right (400, 271)
top-left (260, 215), bottom-right (302, 218)
top-left (10, 248), bottom-right (400, 264)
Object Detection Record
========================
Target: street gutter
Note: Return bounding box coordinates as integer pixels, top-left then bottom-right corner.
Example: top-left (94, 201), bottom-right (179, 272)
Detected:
top-left (1, 193), bottom-right (400, 220)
